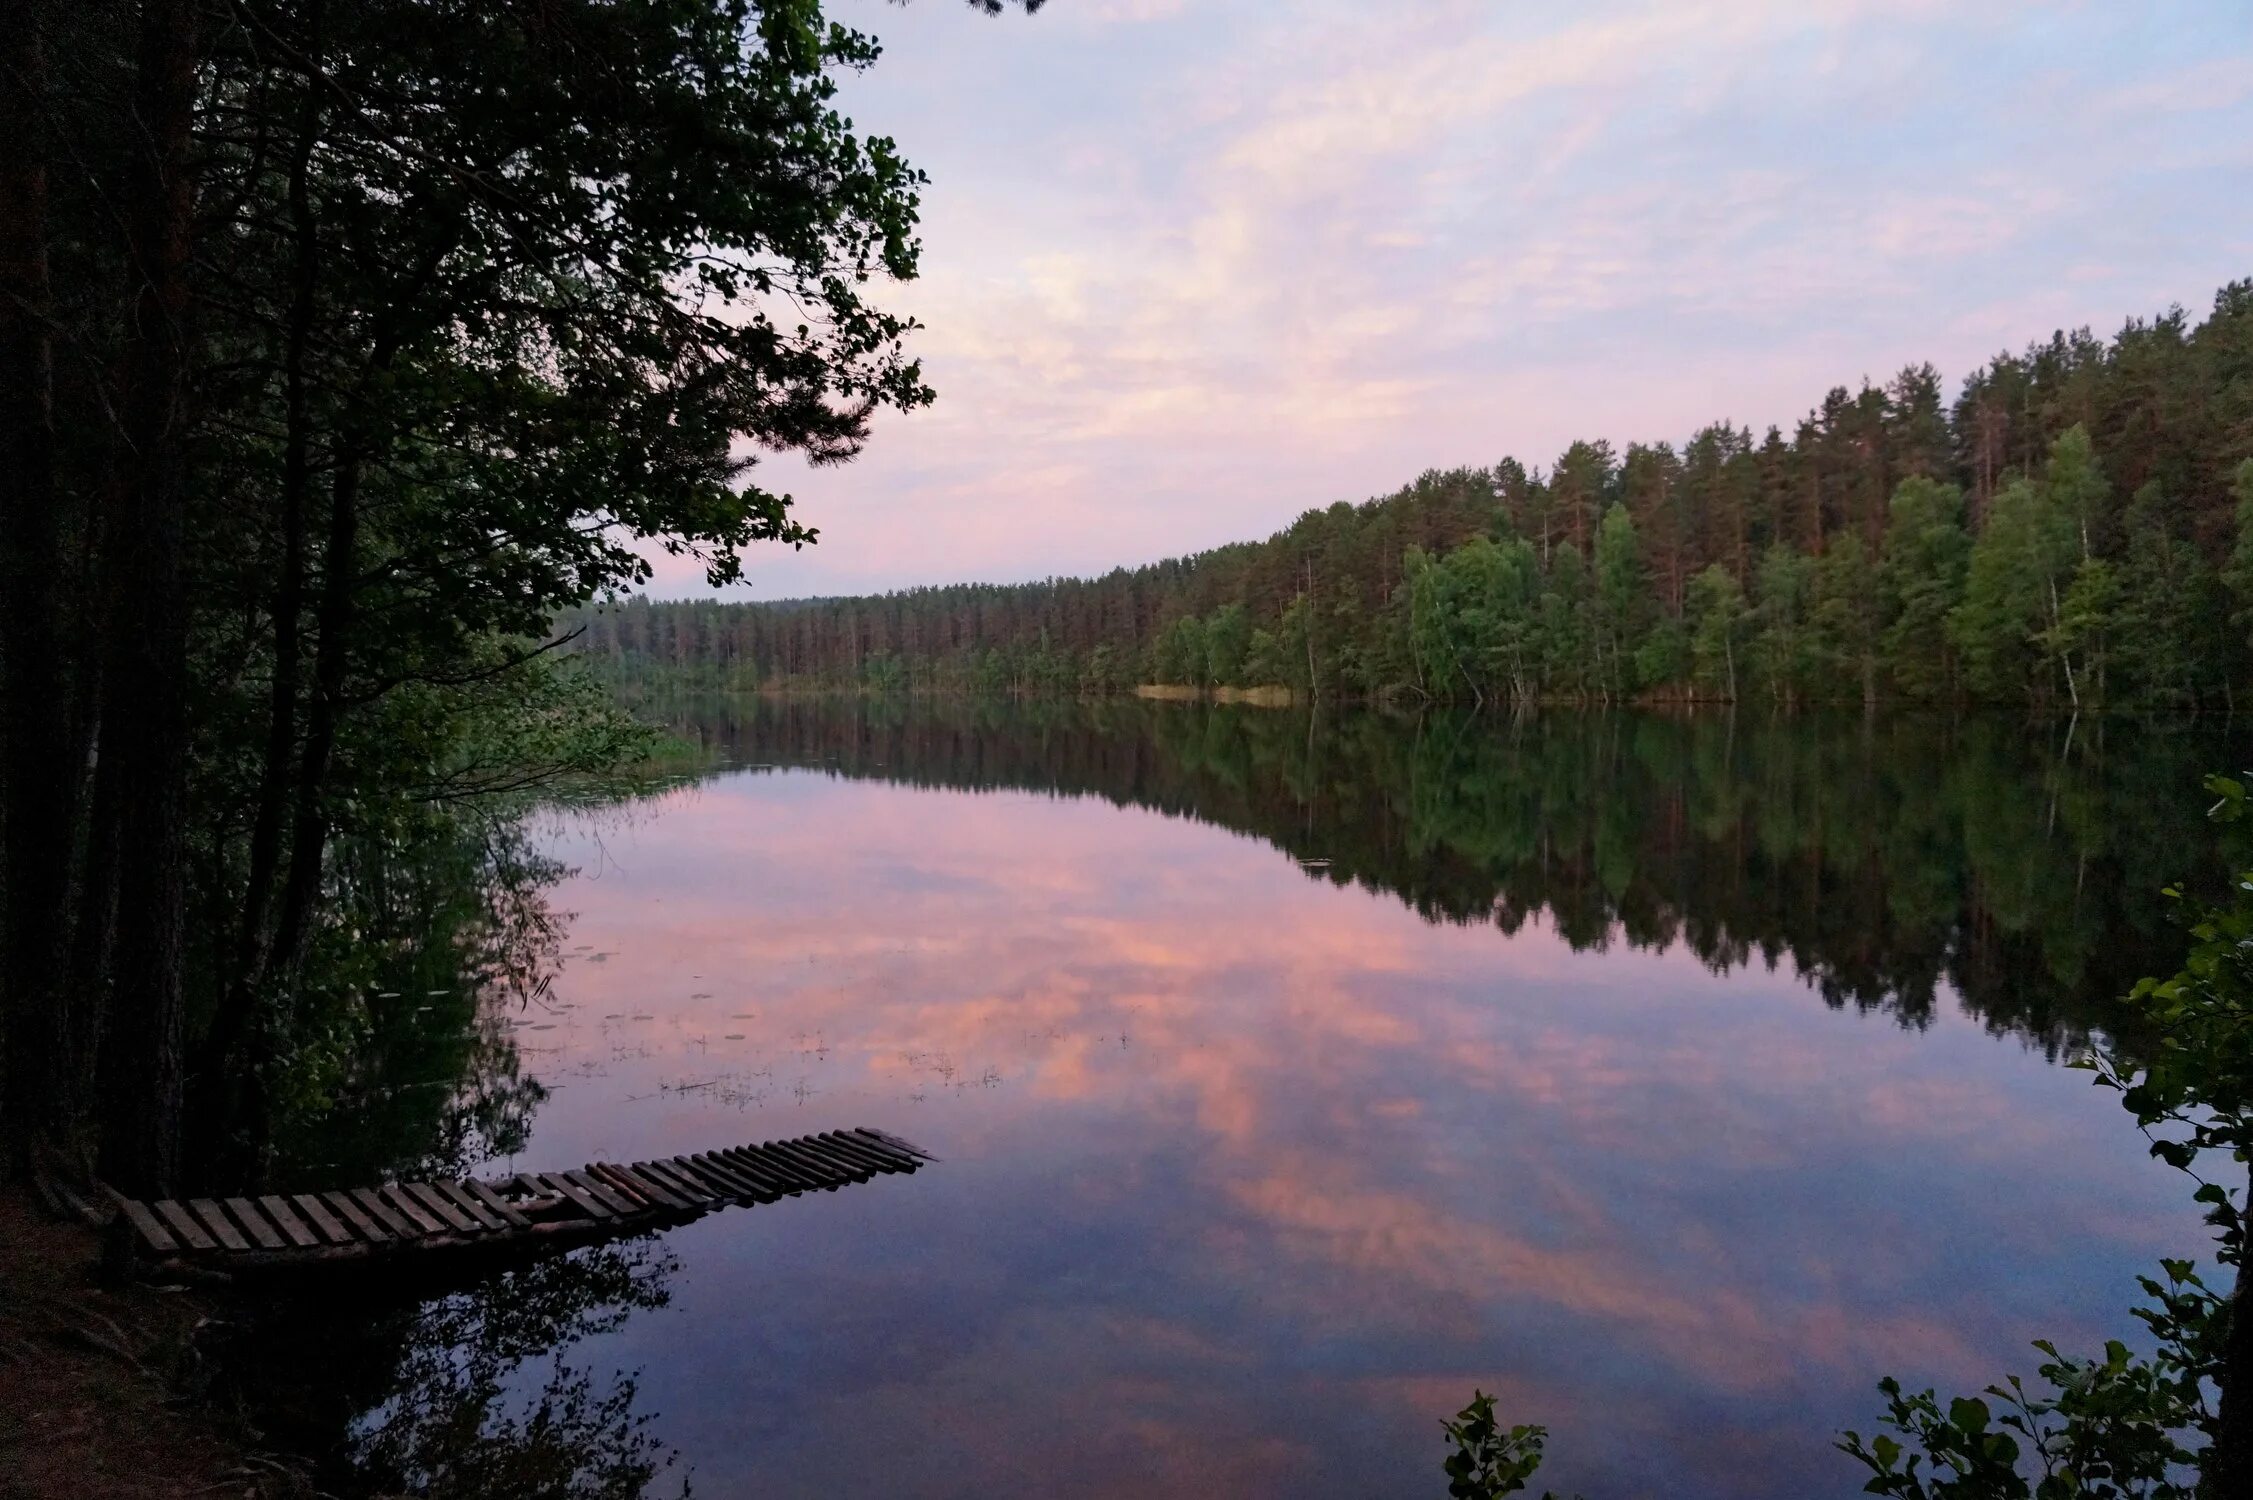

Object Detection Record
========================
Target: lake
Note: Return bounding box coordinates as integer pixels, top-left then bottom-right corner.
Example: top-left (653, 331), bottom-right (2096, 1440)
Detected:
top-left (238, 699), bottom-right (2242, 1499)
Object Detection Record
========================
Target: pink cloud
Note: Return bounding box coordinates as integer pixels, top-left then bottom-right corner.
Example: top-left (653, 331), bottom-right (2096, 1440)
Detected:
top-left (602, 2), bottom-right (2253, 601)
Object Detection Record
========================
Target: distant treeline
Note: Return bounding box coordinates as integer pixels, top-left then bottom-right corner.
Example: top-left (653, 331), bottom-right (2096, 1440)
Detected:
top-left (566, 281), bottom-right (2253, 708)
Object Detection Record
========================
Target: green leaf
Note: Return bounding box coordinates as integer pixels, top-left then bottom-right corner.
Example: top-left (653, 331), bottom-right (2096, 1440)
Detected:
top-left (1947, 1396), bottom-right (1989, 1434)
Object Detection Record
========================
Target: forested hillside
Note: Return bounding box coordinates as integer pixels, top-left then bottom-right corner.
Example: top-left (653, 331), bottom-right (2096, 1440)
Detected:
top-left (571, 281), bottom-right (2253, 707)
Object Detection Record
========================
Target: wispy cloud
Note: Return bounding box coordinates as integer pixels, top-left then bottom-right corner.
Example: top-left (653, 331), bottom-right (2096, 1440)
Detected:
top-left (642, 0), bottom-right (2253, 598)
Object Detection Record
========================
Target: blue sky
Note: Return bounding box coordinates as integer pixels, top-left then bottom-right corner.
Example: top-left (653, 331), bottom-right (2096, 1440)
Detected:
top-left (647, 0), bottom-right (2253, 600)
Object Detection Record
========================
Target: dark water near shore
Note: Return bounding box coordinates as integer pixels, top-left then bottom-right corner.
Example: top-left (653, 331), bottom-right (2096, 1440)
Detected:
top-left (241, 700), bottom-right (2247, 1499)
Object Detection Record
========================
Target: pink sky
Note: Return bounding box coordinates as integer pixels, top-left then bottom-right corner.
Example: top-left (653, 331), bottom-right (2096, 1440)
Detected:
top-left (643, 0), bottom-right (2253, 601)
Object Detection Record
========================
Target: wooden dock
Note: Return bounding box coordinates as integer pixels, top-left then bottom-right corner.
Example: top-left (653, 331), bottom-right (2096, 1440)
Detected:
top-left (109, 1127), bottom-right (933, 1279)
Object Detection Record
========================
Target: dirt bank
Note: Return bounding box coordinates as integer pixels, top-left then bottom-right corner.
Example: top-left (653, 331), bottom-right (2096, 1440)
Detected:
top-left (0, 1185), bottom-right (310, 1498)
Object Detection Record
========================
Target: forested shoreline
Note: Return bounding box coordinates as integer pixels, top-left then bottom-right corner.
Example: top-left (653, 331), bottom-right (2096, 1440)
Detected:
top-left (572, 282), bottom-right (2253, 709)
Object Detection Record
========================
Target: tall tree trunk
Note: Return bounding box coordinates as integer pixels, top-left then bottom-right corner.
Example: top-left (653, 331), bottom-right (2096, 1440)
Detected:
top-left (93, 0), bottom-right (201, 1197)
top-left (0, 3), bottom-right (78, 1170)
top-left (225, 7), bottom-right (324, 1050)
top-left (256, 447), bottom-right (363, 1136)
top-left (221, 181), bottom-right (455, 1166)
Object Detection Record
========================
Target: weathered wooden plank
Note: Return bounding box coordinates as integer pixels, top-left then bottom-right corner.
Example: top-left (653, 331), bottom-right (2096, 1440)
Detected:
top-left (780, 1137), bottom-right (858, 1182)
top-left (586, 1162), bottom-right (659, 1209)
top-left (258, 1195), bottom-right (319, 1249)
top-left (819, 1134), bottom-right (903, 1178)
top-left (461, 1178), bottom-right (532, 1229)
top-left (669, 1153), bottom-right (750, 1198)
top-left (830, 1131), bottom-right (918, 1173)
top-left (797, 1138), bottom-right (873, 1184)
top-left (153, 1200), bottom-right (218, 1252)
top-left (686, 1153), bottom-right (775, 1203)
top-left (600, 1162), bottom-right (694, 1211)
top-left (727, 1145), bottom-right (820, 1193)
top-left (639, 1153), bottom-right (716, 1207)
top-left (320, 1191), bottom-right (390, 1245)
top-left (186, 1199), bottom-right (250, 1252)
top-left (849, 1127), bottom-right (934, 1165)
top-left (119, 1198), bottom-right (180, 1255)
top-left (291, 1193), bottom-right (355, 1246)
top-left (635, 1160), bottom-right (718, 1205)
top-left (402, 1182), bottom-right (479, 1234)
top-left (818, 1132), bottom-right (912, 1175)
top-left (758, 1143), bottom-right (835, 1192)
top-left (508, 1174), bottom-right (570, 1214)
top-left (221, 1197), bottom-right (287, 1250)
top-left (789, 1137), bottom-right (878, 1182)
top-left (561, 1170), bottom-right (638, 1218)
top-left (712, 1152), bottom-right (792, 1203)
top-left (435, 1181), bottom-right (506, 1232)
top-left (584, 1162), bottom-right (660, 1210)
top-left (710, 1147), bottom-right (802, 1197)
top-left (765, 1139), bottom-right (851, 1189)
top-left (713, 1150), bottom-right (791, 1199)
top-left (752, 1140), bottom-right (837, 1188)
top-left (691, 1154), bottom-right (761, 1198)
top-left (734, 1144), bottom-right (815, 1189)
top-left (805, 1132), bottom-right (888, 1174)
top-left (113, 1124), bottom-right (929, 1275)
top-left (878, 1126), bottom-right (938, 1159)
top-left (379, 1184), bottom-right (448, 1236)
top-left (184, 1200), bottom-right (245, 1252)
top-left (538, 1172), bottom-right (616, 1220)
top-left (351, 1186), bottom-right (421, 1239)
top-left (675, 1154), bottom-right (758, 1200)
top-left (635, 1159), bottom-right (717, 1204)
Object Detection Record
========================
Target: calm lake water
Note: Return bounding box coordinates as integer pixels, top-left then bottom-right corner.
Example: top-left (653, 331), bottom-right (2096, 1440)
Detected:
top-left (246, 700), bottom-right (2245, 1499)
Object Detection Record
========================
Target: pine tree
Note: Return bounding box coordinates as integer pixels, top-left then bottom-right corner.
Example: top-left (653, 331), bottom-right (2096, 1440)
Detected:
top-left (1550, 440), bottom-right (1616, 555)
top-left (1885, 363), bottom-right (1953, 481)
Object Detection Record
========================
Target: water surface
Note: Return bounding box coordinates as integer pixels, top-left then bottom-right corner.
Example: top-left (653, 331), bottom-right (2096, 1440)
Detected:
top-left (256, 703), bottom-right (2240, 1499)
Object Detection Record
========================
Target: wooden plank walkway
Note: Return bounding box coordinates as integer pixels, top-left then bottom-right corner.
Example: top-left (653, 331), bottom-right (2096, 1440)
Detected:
top-left (110, 1127), bottom-right (933, 1278)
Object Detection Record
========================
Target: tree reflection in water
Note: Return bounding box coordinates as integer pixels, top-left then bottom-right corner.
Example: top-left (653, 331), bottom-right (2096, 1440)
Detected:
top-left (221, 785), bottom-right (692, 1497)
top-left (267, 779), bottom-right (696, 1191)
top-left (258, 814), bottom-right (565, 1193)
top-left (227, 1239), bottom-right (684, 1499)
top-left (347, 1240), bottom-right (685, 1499)
top-left (627, 693), bottom-right (2253, 1059)
top-left (232, 696), bottom-right (2253, 1496)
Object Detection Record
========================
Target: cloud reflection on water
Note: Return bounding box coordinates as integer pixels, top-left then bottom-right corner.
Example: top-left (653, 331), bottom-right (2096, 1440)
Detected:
top-left (495, 767), bottom-right (2199, 1498)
